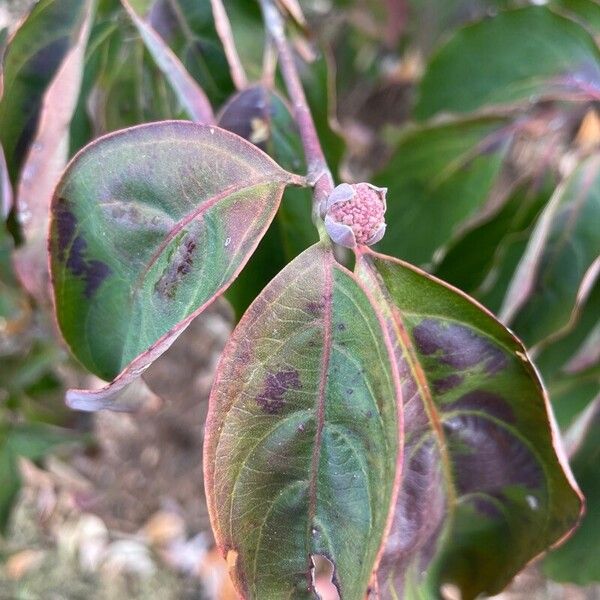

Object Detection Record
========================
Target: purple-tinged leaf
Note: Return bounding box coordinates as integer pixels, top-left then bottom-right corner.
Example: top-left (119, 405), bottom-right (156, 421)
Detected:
top-left (355, 248), bottom-right (582, 599)
top-left (49, 121), bottom-right (302, 410)
top-left (204, 243), bottom-right (401, 599)
top-left (0, 0), bottom-right (92, 181)
top-left (500, 155), bottom-right (600, 348)
top-left (121, 0), bottom-right (215, 125)
top-left (66, 372), bottom-right (160, 413)
top-left (12, 0), bottom-right (95, 303)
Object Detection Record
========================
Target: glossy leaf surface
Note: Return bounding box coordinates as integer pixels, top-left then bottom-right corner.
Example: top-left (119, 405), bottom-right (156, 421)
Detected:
top-left (501, 155), bottom-right (600, 348)
top-left (0, 0), bottom-right (92, 180)
top-left (356, 250), bottom-right (581, 599)
top-left (50, 121), bottom-right (298, 388)
top-left (434, 183), bottom-right (552, 295)
top-left (205, 244), bottom-right (400, 599)
top-left (416, 6), bottom-right (600, 120)
top-left (537, 281), bottom-right (600, 430)
top-left (544, 400), bottom-right (600, 584)
top-left (373, 117), bottom-right (513, 266)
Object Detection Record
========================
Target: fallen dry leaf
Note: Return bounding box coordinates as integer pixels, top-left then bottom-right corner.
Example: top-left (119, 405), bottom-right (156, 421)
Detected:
top-left (5, 549), bottom-right (46, 580)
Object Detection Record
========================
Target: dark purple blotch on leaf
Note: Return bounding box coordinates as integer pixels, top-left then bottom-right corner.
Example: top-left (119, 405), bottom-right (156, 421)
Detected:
top-left (432, 374), bottom-right (464, 394)
top-left (444, 414), bottom-right (543, 492)
top-left (54, 198), bottom-right (77, 261)
top-left (53, 199), bottom-right (111, 298)
top-left (471, 496), bottom-right (503, 520)
top-left (256, 369), bottom-right (301, 414)
top-left (445, 390), bottom-right (516, 424)
top-left (413, 319), bottom-right (507, 375)
top-left (306, 300), bottom-right (324, 316)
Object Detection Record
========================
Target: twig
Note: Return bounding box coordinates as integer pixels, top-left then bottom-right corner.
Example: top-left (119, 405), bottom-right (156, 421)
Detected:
top-left (259, 0), bottom-right (334, 215)
top-left (210, 0), bottom-right (248, 90)
top-left (384, 0), bottom-right (408, 48)
top-left (262, 36), bottom-right (277, 88)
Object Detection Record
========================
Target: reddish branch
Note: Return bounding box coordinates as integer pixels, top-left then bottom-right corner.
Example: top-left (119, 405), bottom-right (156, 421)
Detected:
top-left (259, 0), bottom-right (334, 213)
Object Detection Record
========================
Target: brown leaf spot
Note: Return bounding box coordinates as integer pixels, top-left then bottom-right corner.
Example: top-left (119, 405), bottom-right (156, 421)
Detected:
top-left (155, 233), bottom-right (198, 299)
top-left (256, 369), bottom-right (301, 414)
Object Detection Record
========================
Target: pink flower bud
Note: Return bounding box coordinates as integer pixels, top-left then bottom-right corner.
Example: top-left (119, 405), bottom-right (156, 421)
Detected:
top-left (323, 182), bottom-right (387, 248)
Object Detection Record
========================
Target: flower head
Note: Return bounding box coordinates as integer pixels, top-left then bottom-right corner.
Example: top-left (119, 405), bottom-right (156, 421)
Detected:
top-left (323, 182), bottom-right (387, 248)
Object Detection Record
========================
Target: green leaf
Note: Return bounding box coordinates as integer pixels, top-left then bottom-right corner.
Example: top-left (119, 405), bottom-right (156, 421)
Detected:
top-left (434, 182), bottom-right (553, 295)
top-left (415, 6), bottom-right (600, 120)
top-left (551, 0), bottom-right (600, 35)
top-left (69, 18), bottom-right (120, 153)
top-left (544, 400), bottom-right (600, 584)
top-left (0, 143), bottom-right (27, 340)
top-left (148, 0), bottom-right (235, 105)
top-left (355, 249), bottom-right (581, 599)
top-left (204, 244), bottom-right (400, 599)
top-left (548, 366), bottom-right (600, 431)
top-left (373, 117), bottom-right (513, 266)
top-left (0, 447), bottom-right (20, 535)
top-left (97, 36), bottom-right (180, 132)
top-left (0, 422), bottom-right (73, 533)
top-left (121, 0), bottom-right (215, 124)
top-left (405, 0), bottom-right (513, 54)
top-left (303, 53), bottom-right (345, 176)
top-left (13, 0), bottom-right (95, 302)
top-left (0, 0), bottom-right (93, 181)
top-left (537, 280), bottom-right (600, 430)
top-left (49, 121), bottom-right (300, 409)
top-left (500, 156), bottom-right (600, 348)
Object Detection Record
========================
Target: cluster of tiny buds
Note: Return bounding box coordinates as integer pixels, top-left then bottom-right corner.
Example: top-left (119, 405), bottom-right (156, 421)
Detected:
top-left (321, 182), bottom-right (387, 248)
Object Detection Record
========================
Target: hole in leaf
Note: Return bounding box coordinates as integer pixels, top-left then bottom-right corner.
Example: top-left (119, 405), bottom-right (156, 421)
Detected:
top-left (311, 554), bottom-right (340, 600)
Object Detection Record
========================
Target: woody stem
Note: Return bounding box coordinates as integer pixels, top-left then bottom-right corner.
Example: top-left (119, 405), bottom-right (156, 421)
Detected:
top-left (258, 0), bottom-right (334, 216)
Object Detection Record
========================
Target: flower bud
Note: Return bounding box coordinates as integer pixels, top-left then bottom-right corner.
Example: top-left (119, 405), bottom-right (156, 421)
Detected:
top-left (323, 182), bottom-right (387, 248)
